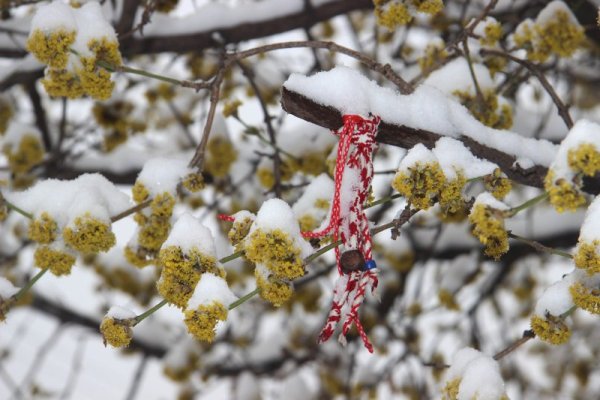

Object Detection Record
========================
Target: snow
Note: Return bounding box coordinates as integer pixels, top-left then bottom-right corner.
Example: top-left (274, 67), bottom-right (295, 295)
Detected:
top-left (433, 137), bottom-right (497, 179)
top-left (440, 253), bottom-right (479, 293)
top-left (472, 192), bottom-right (509, 211)
top-left (162, 213), bottom-right (216, 256)
top-left (398, 143), bottom-right (437, 170)
top-left (186, 273), bottom-right (237, 309)
top-left (284, 66), bottom-right (557, 167)
top-left (5, 174), bottom-right (131, 226)
top-left (136, 157), bottom-right (194, 196)
top-left (458, 355), bottom-right (506, 400)
top-left (534, 272), bottom-right (576, 317)
top-left (72, 2), bottom-right (118, 58)
top-left (292, 173), bottom-right (334, 217)
top-left (28, 1), bottom-right (77, 34)
top-left (0, 277), bottom-right (18, 299)
top-left (548, 119), bottom-right (600, 182)
top-left (536, 1), bottom-right (579, 25)
top-left (248, 198), bottom-right (313, 257)
top-left (141, 0), bottom-right (336, 37)
top-left (447, 347), bottom-right (506, 400)
top-left (579, 194), bottom-right (600, 243)
top-left (106, 305), bottom-right (136, 320)
top-left (424, 58), bottom-right (494, 95)
top-left (2, 122), bottom-right (41, 147)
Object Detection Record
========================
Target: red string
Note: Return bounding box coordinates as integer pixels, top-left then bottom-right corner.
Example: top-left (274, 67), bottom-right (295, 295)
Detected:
top-left (302, 114), bottom-right (381, 352)
top-left (218, 214), bottom-right (236, 222)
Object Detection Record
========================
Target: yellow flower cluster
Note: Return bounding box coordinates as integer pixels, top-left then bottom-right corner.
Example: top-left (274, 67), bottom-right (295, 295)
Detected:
top-left (530, 313), bottom-right (571, 345)
top-left (34, 245), bottom-right (77, 276)
top-left (453, 89), bottom-right (513, 130)
top-left (244, 228), bottom-right (305, 280)
top-left (92, 100), bottom-right (146, 152)
top-left (513, 8), bottom-right (584, 63)
top-left (3, 134), bottom-right (44, 175)
top-left (145, 83), bottom-right (176, 104)
top-left (438, 172), bottom-right (467, 216)
top-left (127, 182), bottom-right (176, 266)
top-left (63, 212), bottom-right (116, 253)
top-left (544, 170), bottom-right (586, 213)
top-left (154, 0), bottom-right (179, 13)
top-left (205, 136), bottom-right (238, 178)
top-left (570, 282), bottom-right (600, 314)
top-left (100, 316), bottom-right (134, 348)
top-left (417, 41), bottom-right (448, 75)
top-left (184, 302), bottom-right (228, 343)
top-left (28, 212), bottom-right (58, 244)
top-left (441, 378), bottom-right (460, 400)
top-left (438, 288), bottom-right (460, 311)
top-left (574, 240), bottom-right (600, 275)
top-left (469, 202), bottom-right (509, 260)
top-left (27, 29), bottom-right (76, 69)
top-left (181, 172), bottom-right (205, 193)
top-left (484, 168), bottom-right (512, 200)
top-left (256, 162), bottom-right (294, 189)
top-left (255, 268), bottom-right (294, 307)
top-left (392, 161), bottom-right (445, 210)
top-left (222, 99), bottom-right (242, 118)
top-left (157, 246), bottom-right (224, 309)
top-left (567, 143), bottom-right (600, 177)
top-left (0, 97), bottom-right (13, 135)
top-left (374, 1), bottom-right (412, 29)
top-left (374, 0), bottom-right (443, 30)
top-left (480, 20), bottom-right (503, 46)
top-left (227, 215), bottom-right (254, 246)
top-left (26, 3), bottom-right (123, 100)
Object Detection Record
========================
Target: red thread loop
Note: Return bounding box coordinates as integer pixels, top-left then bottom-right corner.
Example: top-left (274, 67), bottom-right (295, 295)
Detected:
top-left (302, 114), bottom-right (380, 352)
top-left (218, 214), bottom-right (236, 222)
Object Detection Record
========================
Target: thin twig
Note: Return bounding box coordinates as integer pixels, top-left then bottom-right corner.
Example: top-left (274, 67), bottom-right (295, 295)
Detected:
top-left (493, 330), bottom-right (535, 360)
top-left (507, 231), bottom-right (573, 259)
top-left (480, 48), bottom-right (574, 129)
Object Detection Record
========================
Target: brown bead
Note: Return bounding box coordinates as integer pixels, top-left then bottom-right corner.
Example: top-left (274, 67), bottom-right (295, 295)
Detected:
top-left (340, 250), bottom-right (365, 274)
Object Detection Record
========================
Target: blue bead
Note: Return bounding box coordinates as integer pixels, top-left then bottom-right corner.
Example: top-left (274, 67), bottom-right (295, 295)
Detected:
top-left (364, 259), bottom-right (377, 271)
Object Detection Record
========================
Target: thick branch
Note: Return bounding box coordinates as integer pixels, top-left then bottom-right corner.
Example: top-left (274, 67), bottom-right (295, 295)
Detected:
top-left (122, 0), bottom-right (372, 56)
top-left (281, 87), bottom-right (551, 190)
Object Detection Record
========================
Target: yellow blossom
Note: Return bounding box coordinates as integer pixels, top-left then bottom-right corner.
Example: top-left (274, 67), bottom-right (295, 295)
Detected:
top-left (574, 240), bottom-right (600, 275)
top-left (453, 89), bottom-right (513, 129)
top-left (227, 216), bottom-right (254, 246)
top-left (41, 68), bottom-right (85, 99)
top-left (181, 172), bottom-right (205, 193)
top-left (530, 314), bottom-right (571, 345)
top-left (567, 143), bottom-right (600, 177)
top-left (63, 213), bottom-right (116, 253)
top-left (469, 202), bottom-right (509, 260)
top-left (184, 302), bottom-right (228, 342)
top-left (480, 21), bottom-right (503, 46)
top-left (26, 29), bottom-right (76, 69)
top-left (132, 181), bottom-right (150, 204)
top-left (34, 245), bottom-right (76, 276)
top-left (544, 170), bottom-right (586, 212)
top-left (28, 212), bottom-right (58, 244)
top-left (4, 135), bottom-right (44, 174)
top-left (244, 228), bottom-right (305, 280)
top-left (570, 282), bottom-right (600, 314)
top-left (484, 168), bottom-right (512, 200)
top-left (439, 173), bottom-right (467, 215)
top-left (438, 289), bottom-right (460, 311)
top-left (417, 42), bottom-right (447, 75)
top-left (100, 316), bottom-right (134, 348)
top-left (441, 378), bottom-right (460, 400)
top-left (0, 97), bottom-right (13, 135)
top-left (205, 137), bottom-right (237, 178)
top-left (255, 270), bottom-right (293, 307)
top-left (222, 99), bottom-right (242, 118)
top-left (392, 161), bottom-right (445, 210)
top-left (375, 1), bottom-right (412, 30)
top-left (409, 0), bottom-right (443, 15)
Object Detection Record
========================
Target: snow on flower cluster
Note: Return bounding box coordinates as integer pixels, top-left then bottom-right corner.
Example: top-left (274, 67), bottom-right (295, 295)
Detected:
top-left (392, 139), bottom-right (499, 216)
top-left (468, 193), bottom-right (510, 260)
top-left (511, 1), bottom-right (585, 63)
top-left (154, 213), bottom-right (237, 343)
top-left (5, 174), bottom-right (130, 275)
top-left (1, 123), bottom-right (44, 180)
top-left (126, 157), bottom-right (204, 267)
top-left (26, 1), bottom-right (122, 100)
top-left (240, 198), bottom-right (313, 307)
top-left (544, 119), bottom-right (600, 212)
top-left (100, 306), bottom-right (136, 348)
top-left (374, 0), bottom-right (444, 30)
top-left (442, 347), bottom-right (508, 400)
